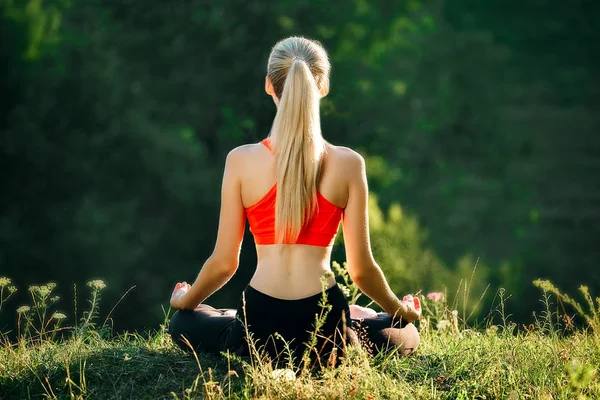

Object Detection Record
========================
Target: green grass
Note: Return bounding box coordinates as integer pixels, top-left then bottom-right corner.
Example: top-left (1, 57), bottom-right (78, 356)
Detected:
top-left (1, 277), bottom-right (599, 399)
top-left (1, 324), bottom-right (599, 399)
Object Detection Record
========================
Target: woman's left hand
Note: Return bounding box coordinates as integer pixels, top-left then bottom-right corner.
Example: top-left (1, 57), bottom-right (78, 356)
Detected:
top-left (401, 294), bottom-right (422, 321)
top-left (170, 282), bottom-right (191, 310)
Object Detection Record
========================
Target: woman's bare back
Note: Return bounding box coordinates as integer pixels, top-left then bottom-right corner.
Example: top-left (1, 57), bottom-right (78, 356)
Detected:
top-left (238, 141), bottom-right (357, 299)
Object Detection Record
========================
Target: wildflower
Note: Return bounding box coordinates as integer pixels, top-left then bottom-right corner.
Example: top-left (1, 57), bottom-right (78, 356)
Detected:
top-left (87, 280), bottom-right (106, 290)
top-left (322, 271), bottom-right (334, 280)
top-left (427, 292), bottom-right (444, 302)
top-left (0, 277), bottom-right (11, 287)
top-left (51, 312), bottom-right (67, 320)
top-left (29, 285), bottom-right (53, 298)
top-left (337, 284), bottom-right (351, 298)
top-left (271, 368), bottom-right (296, 381)
top-left (16, 306), bottom-right (31, 314)
top-left (436, 320), bottom-right (451, 332)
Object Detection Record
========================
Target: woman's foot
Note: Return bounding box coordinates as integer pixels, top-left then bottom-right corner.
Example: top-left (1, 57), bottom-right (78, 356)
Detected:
top-left (349, 304), bottom-right (378, 319)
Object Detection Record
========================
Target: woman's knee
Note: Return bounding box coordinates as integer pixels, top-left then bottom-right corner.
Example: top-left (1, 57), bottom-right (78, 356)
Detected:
top-left (371, 322), bottom-right (420, 356)
top-left (398, 323), bottom-right (420, 356)
top-left (168, 310), bottom-right (194, 340)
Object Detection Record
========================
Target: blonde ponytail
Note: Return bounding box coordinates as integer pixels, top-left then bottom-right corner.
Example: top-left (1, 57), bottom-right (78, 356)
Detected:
top-left (266, 37), bottom-right (331, 244)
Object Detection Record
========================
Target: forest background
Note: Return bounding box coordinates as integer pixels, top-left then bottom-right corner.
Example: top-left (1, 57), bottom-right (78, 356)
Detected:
top-left (1, 0), bottom-right (598, 333)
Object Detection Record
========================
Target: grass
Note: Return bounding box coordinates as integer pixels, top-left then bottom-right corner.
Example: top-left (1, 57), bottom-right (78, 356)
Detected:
top-left (0, 277), bottom-right (599, 399)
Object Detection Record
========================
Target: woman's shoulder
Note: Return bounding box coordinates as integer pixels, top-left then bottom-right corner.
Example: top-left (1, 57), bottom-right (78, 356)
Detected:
top-left (228, 142), bottom-right (266, 156)
top-left (226, 142), bottom-right (268, 162)
top-left (325, 143), bottom-right (365, 169)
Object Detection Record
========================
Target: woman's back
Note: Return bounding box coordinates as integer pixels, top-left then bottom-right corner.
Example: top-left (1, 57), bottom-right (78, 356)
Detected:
top-left (237, 139), bottom-right (360, 299)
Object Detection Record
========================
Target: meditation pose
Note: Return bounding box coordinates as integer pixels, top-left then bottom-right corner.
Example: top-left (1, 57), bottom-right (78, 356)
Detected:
top-left (168, 37), bottom-right (421, 365)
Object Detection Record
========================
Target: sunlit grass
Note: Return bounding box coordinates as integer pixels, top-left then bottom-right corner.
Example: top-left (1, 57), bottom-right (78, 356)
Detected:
top-left (0, 276), bottom-right (599, 399)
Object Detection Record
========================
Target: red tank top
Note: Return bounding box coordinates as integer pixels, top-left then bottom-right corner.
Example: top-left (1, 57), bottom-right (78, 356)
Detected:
top-left (245, 138), bottom-right (344, 246)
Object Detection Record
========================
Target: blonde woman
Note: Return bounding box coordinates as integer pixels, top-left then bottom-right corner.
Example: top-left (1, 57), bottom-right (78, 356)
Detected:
top-left (169, 37), bottom-right (421, 364)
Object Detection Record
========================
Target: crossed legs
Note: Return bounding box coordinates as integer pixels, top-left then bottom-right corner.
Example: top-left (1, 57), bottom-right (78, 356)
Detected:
top-left (169, 304), bottom-right (419, 358)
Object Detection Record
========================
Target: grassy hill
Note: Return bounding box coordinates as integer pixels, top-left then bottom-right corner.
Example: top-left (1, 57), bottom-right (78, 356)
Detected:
top-left (1, 279), bottom-right (599, 399)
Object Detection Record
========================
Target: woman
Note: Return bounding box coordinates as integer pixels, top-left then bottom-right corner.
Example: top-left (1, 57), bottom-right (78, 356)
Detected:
top-left (169, 37), bottom-right (421, 365)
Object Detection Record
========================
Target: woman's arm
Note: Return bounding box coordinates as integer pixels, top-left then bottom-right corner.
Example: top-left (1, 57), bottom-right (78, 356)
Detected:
top-left (341, 151), bottom-right (420, 322)
top-left (171, 148), bottom-right (247, 310)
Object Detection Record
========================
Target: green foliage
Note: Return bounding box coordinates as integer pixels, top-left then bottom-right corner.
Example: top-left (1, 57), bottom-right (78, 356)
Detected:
top-left (533, 280), bottom-right (600, 335)
top-left (78, 280), bottom-right (107, 336)
top-left (299, 274), bottom-right (334, 372)
top-left (0, 277), bottom-right (17, 312)
top-left (334, 190), bottom-right (493, 321)
top-left (1, 0), bottom-right (70, 61)
top-left (1, 0), bottom-right (598, 331)
top-left (331, 261), bottom-right (361, 305)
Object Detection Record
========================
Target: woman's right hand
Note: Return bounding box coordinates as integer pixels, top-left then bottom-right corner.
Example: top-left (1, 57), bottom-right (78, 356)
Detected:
top-left (400, 294), bottom-right (422, 322)
top-left (170, 281), bottom-right (191, 310)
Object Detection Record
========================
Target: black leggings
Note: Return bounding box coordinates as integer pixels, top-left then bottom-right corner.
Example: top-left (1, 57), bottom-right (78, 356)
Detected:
top-left (169, 285), bottom-right (419, 365)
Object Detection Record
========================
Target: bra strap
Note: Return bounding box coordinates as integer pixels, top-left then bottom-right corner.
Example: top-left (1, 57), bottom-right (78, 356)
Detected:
top-left (260, 137), bottom-right (272, 151)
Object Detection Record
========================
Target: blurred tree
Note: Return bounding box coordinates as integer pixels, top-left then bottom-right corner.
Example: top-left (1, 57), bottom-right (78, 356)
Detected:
top-left (1, 0), bottom-right (598, 332)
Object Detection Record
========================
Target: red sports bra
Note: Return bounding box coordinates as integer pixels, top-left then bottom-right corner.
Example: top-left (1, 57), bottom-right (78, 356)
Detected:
top-left (245, 138), bottom-right (344, 246)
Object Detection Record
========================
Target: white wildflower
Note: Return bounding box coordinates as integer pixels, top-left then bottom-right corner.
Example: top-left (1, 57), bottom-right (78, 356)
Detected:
top-left (87, 280), bottom-right (106, 290)
top-left (271, 368), bottom-right (296, 381)
top-left (436, 320), bottom-right (452, 332)
top-left (29, 285), bottom-right (52, 298)
top-left (338, 284), bottom-right (351, 298)
top-left (16, 306), bottom-right (30, 314)
top-left (52, 312), bottom-right (67, 320)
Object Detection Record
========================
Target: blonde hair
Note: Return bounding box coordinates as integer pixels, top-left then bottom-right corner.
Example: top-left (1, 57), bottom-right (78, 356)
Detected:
top-left (267, 37), bottom-right (331, 244)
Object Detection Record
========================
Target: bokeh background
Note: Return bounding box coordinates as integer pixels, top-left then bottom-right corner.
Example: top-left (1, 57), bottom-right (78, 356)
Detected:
top-left (1, 0), bottom-right (599, 333)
